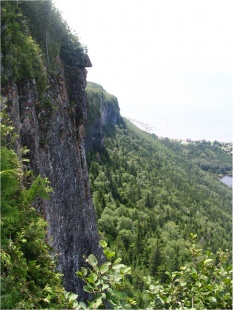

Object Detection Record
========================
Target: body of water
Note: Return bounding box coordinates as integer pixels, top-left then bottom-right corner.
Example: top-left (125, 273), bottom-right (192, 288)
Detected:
top-left (220, 176), bottom-right (233, 188)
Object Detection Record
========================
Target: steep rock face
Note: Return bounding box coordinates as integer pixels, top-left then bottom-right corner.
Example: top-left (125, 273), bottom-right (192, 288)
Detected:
top-left (1, 59), bottom-right (103, 300)
top-left (85, 82), bottom-right (122, 152)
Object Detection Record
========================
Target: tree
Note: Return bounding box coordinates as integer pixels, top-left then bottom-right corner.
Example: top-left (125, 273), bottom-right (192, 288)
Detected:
top-left (76, 240), bottom-right (133, 309)
top-left (1, 1), bottom-right (47, 95)
top-left (149, 240), bottom-right (162, 277)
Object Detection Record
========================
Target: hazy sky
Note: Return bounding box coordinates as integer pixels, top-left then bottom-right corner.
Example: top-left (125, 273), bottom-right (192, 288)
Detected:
top-left (53, 0), bottom-right (232, 141)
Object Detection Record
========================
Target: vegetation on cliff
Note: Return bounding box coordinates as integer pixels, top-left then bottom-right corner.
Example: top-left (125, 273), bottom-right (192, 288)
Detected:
top-left (1, 1), bottom-right (101, 301)
top-left (1, 1), bottom-right (46, 95)
top-left (85, 82), bottom-right (119, 131)
top-left (1, 1), bottom-right (232, 309)
top-left (1, 1), bottom-right (89, 307)
top-left (85, 82), bottom-right (122, 152)
top-left (86, 82), bottom-right (120, 119)
top-left (1, 1), bottom-right (87, 95)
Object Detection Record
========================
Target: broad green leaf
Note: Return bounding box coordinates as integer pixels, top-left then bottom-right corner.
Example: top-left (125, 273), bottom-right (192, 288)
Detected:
top-left (91, 272), bottom-right (98, 282)
top-left (92, 297), bottom-right (102, 308)
top-left (204, 258), bottom-right (213, 265)
top-left (102, 284), bottom-right (109, 290)
top-left (114, 257), bottom-right (122, 264)
top-left (76, 271), bottom-right (82, 277)
top-left (100, 262), bottom-right (111, 274)
top-left (79, 301), bottom-right (87, 309)
top-left (99, 240), bottom-right (107, 249)
top-left (190, 267), bottom-right (197, 273)
top-left (104, 249), bottom-right (115, 258)
top-left (172, 271), bottom-right (182, 278)
top-left (67, 292), bottom-right (78, 301)
top-left (81, 267), bottom-right (88, 276)
top-left (88, 254), bottom-right (98, 267)
top-left (113, 275), bottom-right (122, 283)
top-left (83, 285), bottom-right (93, 293)
top-left (112, 263), bottom-right (125, 270)
top-left (86, 272), bottom-right (98, 284)
top-left (120, 266), bottom-right (131, 274)
top-left (209, 296), bottom-right (217, 303)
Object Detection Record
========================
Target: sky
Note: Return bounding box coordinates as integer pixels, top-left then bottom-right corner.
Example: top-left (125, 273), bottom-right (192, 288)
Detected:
top-left (53, 0), bottom-right (233, 142)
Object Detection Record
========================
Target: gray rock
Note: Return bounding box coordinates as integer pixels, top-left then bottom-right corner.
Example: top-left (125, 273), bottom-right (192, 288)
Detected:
top-left (74, 53), bottom-right (92, 67)
top-left (2, 60), bottom-right (103, 301)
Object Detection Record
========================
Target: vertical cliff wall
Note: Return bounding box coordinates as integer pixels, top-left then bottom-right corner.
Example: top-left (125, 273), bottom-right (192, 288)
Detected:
top-left (85, 82), bottom-right (122, 153)
top-left (1, 58), bottom-right (104, 300)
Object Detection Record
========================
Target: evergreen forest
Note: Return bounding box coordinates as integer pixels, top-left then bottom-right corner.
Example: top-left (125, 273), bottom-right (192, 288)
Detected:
top-left (85, 84), bottom-right (232, 306)
top-left (1, 1), bottom-right (232, 309)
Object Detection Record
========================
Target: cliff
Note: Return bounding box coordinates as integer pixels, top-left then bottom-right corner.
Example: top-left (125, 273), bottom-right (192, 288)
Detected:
top-left (1, 1), bottom-right (124, 300)
top-left (1, 60), bottom-right (108, 300)
top-left (85, 82), bottom-right (122, 152)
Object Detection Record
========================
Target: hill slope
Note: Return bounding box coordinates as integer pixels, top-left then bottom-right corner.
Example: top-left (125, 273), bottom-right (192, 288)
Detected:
top-left (1, 1), bottom-right (231, 307)
top-left (85, 83), bottom-right (232, 304)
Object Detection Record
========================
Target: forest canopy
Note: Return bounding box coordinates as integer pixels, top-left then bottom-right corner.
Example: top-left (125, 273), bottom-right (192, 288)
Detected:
top-left (85, 84), bottom-right (232, 306)
top-left (1, 1), bottom-right (232, 308)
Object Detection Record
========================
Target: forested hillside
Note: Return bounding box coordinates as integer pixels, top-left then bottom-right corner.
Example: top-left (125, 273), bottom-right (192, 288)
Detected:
top-left (86, 84), bottom-right (232, 305)
top-left (1, 1), bottom-right (232, 309)
top-left (161, 138), bottom-right (232, 176)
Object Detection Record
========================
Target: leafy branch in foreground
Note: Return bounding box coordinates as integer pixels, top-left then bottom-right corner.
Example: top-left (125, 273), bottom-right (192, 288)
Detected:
top-left (72, 235), bottom-right (232, 310)
top-left (143, 233), bottom-right (232, 309)
top-left (76, 240), bottom-right (135, 309)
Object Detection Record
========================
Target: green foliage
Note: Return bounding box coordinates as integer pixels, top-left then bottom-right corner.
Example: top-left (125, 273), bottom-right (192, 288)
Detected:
top-left (85, 82), bottom-right (120, 142)
top-left (76, 240), bottom-right (134, 309)
top-left (1, 1), bottom-right (47, 95)
top-left (74, 237), bottom-right (231, 309)
top-left (1, 1), bottom-right (87, 96)
top-left (162, 138), bottom-right (232, 175)
top-left (0, 115), bottom-right (75, 309)
top-left (86, 117), bottom-right (232, 306)
top-left (86, 82), bottom-right (119, 115)
top-left (143, 234), bottom-right (232, 309)
top-left (19, 1), bottom-right (86, 72)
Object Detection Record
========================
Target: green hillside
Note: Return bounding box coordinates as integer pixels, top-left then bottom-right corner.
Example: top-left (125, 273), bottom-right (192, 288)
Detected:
top-left (161, 138), bottom-right (232, 176)
top-left (1, 1), bottom-right (232, 308)
top-left (86, 112), bottom-right (232, 305)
